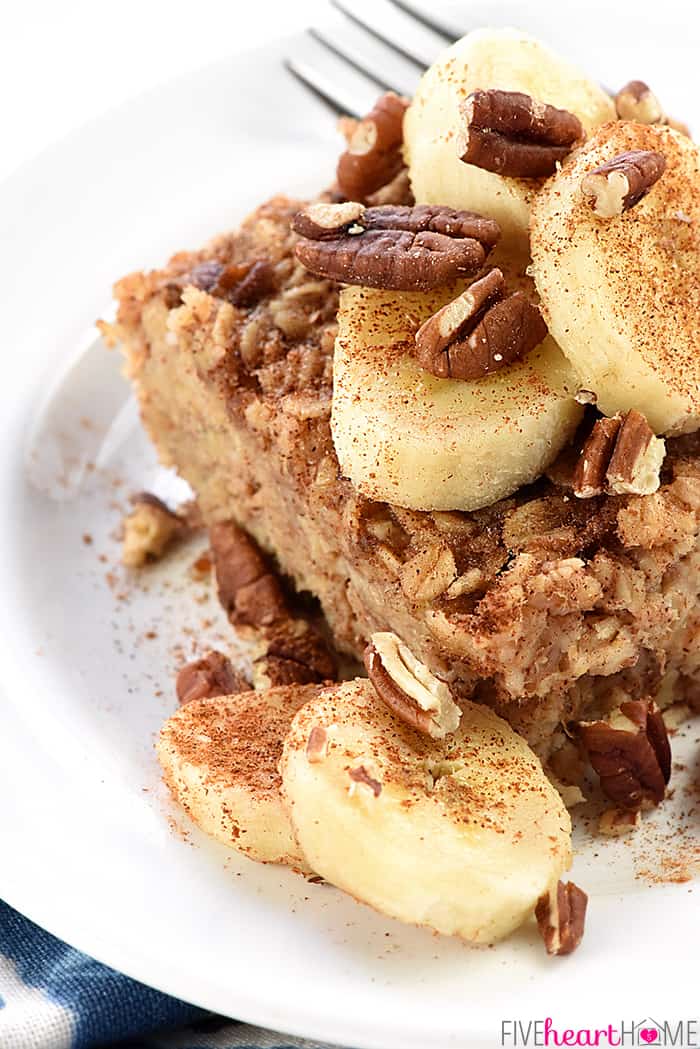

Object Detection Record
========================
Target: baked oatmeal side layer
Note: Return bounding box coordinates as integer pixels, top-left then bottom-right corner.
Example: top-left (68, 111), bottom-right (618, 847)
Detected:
top-left (107, 196), bottom-right (700, 757)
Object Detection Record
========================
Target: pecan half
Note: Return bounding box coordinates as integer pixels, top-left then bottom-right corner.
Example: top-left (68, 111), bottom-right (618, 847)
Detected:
top-left (535, 880), bottom-right (588, 956)
top-left (292, 202), bottom-right (500, 291)
top-left (209, 521), bottom-right (337, 686)
top-left (615, 80), bottom-right (664, 124)
top-left (176, 650), bottom-right (250, 705)
top-left (581, 150), bottom-right (666, 218)
top-left (576, 698), bottom-right (672, 809)
top-left (572, 410), bottom-right (665, 499)
top-left (414, 268), bottom-right (547, 380)
top-left (457, 89), bottom-right (583, 178)
top-left (364, 631), bottom-right (461, 738)
top-left (122, 492), bottom-right (185, 567)
top-left (336, 92), bottom-right (410, 202)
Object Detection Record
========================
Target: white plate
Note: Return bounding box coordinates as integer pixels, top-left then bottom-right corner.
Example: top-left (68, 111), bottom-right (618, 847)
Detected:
top-left (1, 5), bottom-right (699, 1047)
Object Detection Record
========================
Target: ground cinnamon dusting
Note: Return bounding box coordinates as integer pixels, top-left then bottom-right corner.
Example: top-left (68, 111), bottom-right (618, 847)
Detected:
top-left (166, 686), bottom-right (323, 795)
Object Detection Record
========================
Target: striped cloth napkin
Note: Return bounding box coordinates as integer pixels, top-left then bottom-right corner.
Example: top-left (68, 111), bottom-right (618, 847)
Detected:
top-left (0, 901), bottom-right (333, 1049)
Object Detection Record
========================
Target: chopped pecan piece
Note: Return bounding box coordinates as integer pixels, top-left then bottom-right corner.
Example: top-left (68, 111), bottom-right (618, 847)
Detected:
top-left (306, 725), bottom-right (328, 764)
top-left (572, 415), bottom-right (622, 498)
top-left (210, 521), bottom-right (287, 627)
top-left (122, 492), bottom-right (185, 567)
top-left (606, 411), bottom-right (666, 493)
top-left (253, 619), bottom-right (336, 689)
top-left (292, 203), bottom-right (500, 291)
top-left (613, 80), bottom-right (689, 135)
top-left (581, 150), bottom-right (666, 218)
top-left (364, 631), bottom-right (461, 738)
top-left (209, 521), bottom-right (337, 687)
top-left (597, 807), bottom-right (641, 837)
top-left (414, 268), bottom-right (547, 380)
top-left (173, 258), bottom-right (275, 308)
top-left (457, 89), bottom-right (583, 178)
top-left (185, 260), bottom-right (226, 291)
top-left (176, 650), bottom-right (250, 705)
top-left (213, 260), bottom-right (276, 307)
top-left (576, 698), bottom-right (672, 809)
top-left (348, 764), bottom-right (382, 798)
top-left (336, 92), bottom-right (410, 202)
top-left (615, 80), bottom-right (664, 124)
top-left (176, 259), bottom-right (226, 299)
top-left (572, 410), bottom-right (665, 499)
top-left (535, 880), bottom-right (588, 956)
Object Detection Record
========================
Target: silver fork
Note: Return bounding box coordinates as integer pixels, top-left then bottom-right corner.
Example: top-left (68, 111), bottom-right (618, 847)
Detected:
top-left (285, 0), bottom-right (464, 118)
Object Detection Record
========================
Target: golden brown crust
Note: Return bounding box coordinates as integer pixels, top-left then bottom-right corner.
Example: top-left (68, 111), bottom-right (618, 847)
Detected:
top-left (113, 195), bottom-right (338, 407)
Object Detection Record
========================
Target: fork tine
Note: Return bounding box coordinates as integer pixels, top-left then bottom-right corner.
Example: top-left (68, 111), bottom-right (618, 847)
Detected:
top-left (329, 0), bottom-right (429, 70)
top-left (308, 29), bottom-right (400, 95)
top-left (384, 0), bottom-right (459, 42)
top-left (284, 59), bottom-right (362, 118)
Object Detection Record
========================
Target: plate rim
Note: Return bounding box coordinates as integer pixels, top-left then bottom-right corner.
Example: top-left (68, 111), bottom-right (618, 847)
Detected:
top-left (0, 14), bottom-right (698, 1049)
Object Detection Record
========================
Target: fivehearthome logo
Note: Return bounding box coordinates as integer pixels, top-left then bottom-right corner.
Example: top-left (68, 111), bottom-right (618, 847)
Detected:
top-left (500, 1018), bottom-right (700, 1047)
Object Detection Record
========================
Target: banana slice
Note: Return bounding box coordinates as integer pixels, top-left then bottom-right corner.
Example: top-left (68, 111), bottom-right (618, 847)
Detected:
top-left (331, 282), bottom-right (582, 511)
top-left (158, 685), bottom-right (322, 870)
top-left (531, 121), bottom-right (700, 435)
top-left (280, 678), bottom-right (572, 943)
top-left (404, 27), bottom-right (615, 243)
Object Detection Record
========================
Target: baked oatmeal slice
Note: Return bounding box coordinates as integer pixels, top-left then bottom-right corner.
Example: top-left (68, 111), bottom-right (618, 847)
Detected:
top-left (105, 195), bottom-right (700, 758)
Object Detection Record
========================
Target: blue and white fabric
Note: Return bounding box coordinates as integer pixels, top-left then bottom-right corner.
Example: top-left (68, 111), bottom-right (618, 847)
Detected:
top-left (0, 901), bottom-right (334, 1049)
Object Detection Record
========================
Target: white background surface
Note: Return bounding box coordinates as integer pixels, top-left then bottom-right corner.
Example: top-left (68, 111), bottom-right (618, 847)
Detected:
top-left (0, 0), bottom-right (329, 183)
